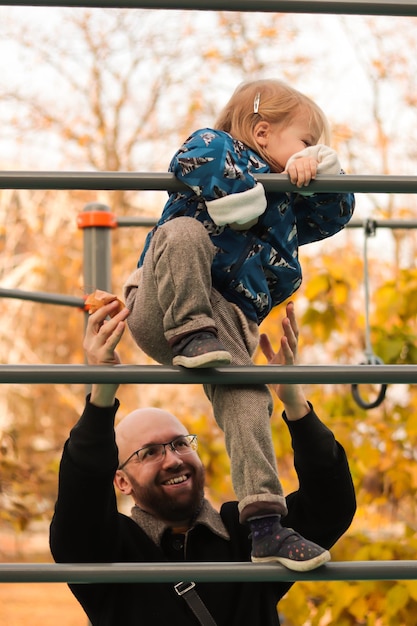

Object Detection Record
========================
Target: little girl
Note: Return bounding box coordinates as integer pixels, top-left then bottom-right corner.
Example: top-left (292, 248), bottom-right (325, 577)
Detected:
top-left (124, 78), bottom-right (355, 571)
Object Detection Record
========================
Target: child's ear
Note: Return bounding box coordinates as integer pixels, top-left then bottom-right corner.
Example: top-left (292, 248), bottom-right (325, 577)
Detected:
top-left (253, 121), bottom-right (271, 147)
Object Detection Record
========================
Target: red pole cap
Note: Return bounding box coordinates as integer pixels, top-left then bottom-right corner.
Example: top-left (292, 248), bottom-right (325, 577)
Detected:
top-left (77, 211), bottom-right (117, 229)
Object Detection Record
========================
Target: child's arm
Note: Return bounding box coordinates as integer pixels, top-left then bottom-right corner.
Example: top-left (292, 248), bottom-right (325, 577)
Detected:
top-left (260, 301), bottom-right (356, 546)
top-left (283, 144), bottom-right (355, 243)
top-left (170, 128), bottom-right (268, 228)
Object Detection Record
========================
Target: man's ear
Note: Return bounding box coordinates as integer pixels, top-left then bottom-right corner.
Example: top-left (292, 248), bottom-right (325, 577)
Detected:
top-left (253, 121), bottom-right (271, 147)
top-left (114, 470), bottom-right (133, 495)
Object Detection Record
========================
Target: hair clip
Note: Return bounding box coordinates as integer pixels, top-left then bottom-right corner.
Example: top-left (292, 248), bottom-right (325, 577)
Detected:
top-left (253, 92), bottom-right (261, 114)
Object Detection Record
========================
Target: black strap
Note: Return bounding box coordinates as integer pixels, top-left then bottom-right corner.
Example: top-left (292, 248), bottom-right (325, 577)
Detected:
top-left (174, 581), bottom-right (218, 626)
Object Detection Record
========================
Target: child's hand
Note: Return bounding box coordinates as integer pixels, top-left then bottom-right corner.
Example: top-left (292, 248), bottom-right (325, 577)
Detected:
top-left (284, 144), bottom-right (341, 193)
top-left (284, 156), bottom-right (318, 188)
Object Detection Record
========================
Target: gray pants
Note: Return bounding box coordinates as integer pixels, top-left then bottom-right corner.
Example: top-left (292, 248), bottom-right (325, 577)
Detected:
top-left (123, 217), bottom-right (287, 522)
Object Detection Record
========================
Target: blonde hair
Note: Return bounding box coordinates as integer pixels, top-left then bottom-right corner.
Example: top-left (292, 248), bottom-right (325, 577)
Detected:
top-left (214, 79), bottom-right (330, 169)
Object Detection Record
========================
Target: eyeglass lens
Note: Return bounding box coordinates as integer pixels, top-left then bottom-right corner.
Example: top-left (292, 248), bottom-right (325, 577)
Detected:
top-left (138, 435), bottom-right (197, 464)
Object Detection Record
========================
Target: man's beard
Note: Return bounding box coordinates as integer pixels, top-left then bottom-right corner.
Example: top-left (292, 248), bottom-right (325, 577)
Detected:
top-left (128, 465), bottom-right (206, 523)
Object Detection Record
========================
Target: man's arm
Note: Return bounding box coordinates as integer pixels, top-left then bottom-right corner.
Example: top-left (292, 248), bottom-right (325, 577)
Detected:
top-left (50, 303), bottom-right (130, 563)
top-left (83, 302), bottom-right (130, 406)
top-left (260, 302), bottom-right (356, 546)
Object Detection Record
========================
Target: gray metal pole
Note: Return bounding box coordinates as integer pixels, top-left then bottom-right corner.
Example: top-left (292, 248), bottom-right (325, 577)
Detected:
top-left (0, 561), bottom-right (416, 583)
top-left (1, 172), bottom-right (417, 193)
top-left (0, 364), bottom-right (416, 385)
top-left (80, 203), bottom-right (114, 405)
top-left (0, 1), bottom-right (416, 17)
top-left (80, 203), bottom-right (113, 294)
top-left (0, 287), bottom-right (84, 308)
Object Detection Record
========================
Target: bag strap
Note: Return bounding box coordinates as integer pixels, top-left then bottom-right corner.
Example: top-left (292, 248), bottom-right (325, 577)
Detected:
top-left (174, 581), bottom-right (218, 626)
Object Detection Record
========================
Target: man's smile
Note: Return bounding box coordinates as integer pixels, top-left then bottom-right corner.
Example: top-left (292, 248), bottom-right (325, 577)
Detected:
top-left (162, 474), bottom-right (190, 486)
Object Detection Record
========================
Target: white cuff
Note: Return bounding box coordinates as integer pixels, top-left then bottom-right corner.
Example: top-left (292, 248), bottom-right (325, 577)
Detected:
top-left (285, 144), bottom-right (341, 175)
top-left (206, 183), bottom-right (267, 226)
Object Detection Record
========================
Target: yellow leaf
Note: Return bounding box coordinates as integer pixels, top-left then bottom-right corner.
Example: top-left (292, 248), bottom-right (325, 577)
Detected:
top-left (304, 273), bottom-right (330, 299)
top-left (385, 583), bottom-right (410, 616)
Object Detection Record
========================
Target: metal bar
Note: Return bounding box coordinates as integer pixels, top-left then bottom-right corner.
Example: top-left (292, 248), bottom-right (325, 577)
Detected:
top-left (117, 216), bottom-right (417, 229)
top-left (1, 172), bottom-right (417, 193)
top-left (81, 203), bottom-right (112, 293)
top-left (346, 219), bottom-right (417, 230)
top-left (0, 287), bottom-right (85, 308)
top-left (81, 203), bottom-right (113, 401)
top-left (0, 1), bottom-right (416, 17)
top-left (117, 216), bottom-right (158, 228)
top-left (0, 561), bottom-right (416, 583)
top-left (0, 364), bottom-right (415, 384)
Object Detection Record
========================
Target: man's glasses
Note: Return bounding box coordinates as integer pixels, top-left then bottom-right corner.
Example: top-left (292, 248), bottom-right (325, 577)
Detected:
top-left (118, 434), bottom-right (198, 469)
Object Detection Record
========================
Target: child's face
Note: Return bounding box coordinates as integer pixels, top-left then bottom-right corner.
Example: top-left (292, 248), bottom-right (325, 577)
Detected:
top-left (254, 110), bottom-right (316, 173)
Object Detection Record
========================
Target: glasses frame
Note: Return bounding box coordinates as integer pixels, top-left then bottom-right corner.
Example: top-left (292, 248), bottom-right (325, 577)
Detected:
top-left (118, 434), bottom-right (198, 470)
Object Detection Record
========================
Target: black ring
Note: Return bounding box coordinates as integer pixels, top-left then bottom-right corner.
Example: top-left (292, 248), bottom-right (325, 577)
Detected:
top-left (351, 357), bottom-right (387, 410)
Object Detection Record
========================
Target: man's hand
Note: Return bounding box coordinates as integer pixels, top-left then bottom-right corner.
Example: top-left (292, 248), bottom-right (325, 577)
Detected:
top-left (83, 302), bottom-right (129, 406)
top-left (259, 301), bottom-right (310, 421)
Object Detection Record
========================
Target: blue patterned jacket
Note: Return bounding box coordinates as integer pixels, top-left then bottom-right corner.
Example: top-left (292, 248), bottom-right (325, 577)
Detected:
top-left (138, 128), bottom-right (355, 324)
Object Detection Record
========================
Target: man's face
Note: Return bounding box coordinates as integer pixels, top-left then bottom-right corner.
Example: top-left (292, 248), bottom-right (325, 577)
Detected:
top-left (115, 409), bottom-right (205, 524)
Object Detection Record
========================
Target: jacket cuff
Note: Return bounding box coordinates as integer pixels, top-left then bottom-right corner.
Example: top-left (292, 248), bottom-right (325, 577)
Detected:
top-left (205, 183), bottom-right (267, 226)
top-left (285, 144), bottom-right (341, 175)
top-left (285, 145), bottom-right (342, 197)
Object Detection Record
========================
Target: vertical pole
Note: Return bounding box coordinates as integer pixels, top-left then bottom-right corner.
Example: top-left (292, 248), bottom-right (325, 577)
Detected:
top-left (77, 202), bottom-right (117, 388)
top-left (78, 202), bottom-right (116, 626)
top-left (79, 202), bottom-right (116, 293)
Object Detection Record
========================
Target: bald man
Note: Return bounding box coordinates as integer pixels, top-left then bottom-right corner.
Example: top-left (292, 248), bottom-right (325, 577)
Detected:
top-left (114, 407), bottom-right (206, 526)
top-left (49, 301), bottom-right (356, 626)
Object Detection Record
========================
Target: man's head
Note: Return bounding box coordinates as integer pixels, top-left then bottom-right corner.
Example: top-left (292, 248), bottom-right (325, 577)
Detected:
top-left (114, 408), bottom-right (205, 526)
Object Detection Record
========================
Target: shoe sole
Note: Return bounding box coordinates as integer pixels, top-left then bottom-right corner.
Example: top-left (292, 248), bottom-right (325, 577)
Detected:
top-left (173, 351), bottom-right (232, 368)
top-left (251, 549), bottom-right (331, 572)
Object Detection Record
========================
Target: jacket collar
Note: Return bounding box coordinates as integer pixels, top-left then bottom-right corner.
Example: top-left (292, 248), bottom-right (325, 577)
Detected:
top-left (130, 498), bottom-right (230, 546)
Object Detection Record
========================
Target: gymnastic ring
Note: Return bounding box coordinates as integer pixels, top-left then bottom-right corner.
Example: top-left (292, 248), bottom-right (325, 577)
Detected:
top-left (351, 357), bottom-right (387, 410)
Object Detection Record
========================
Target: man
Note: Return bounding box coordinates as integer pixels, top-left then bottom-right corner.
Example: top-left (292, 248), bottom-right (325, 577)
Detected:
top-left (49, 300), bottom-right (356, 626)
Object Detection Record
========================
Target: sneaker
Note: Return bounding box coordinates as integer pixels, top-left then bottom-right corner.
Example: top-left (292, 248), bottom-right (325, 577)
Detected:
top-left (172, 331), bottom-right (231, 368)
top-left (251, 524), bottom-right (331, 572)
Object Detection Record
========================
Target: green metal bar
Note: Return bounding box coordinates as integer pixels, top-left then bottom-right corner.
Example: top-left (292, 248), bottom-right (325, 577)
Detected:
top-left (0, 561), bottom-right (416, 583)
top-left (0, 0), bottom-right (416, 17)
top-left (0, 364), bottom-right (415, 384)
top-left (0, 172), bottom-right (417, 193)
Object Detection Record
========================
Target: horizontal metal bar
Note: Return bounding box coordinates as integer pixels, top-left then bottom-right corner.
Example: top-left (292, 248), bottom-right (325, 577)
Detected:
top-left (1, 172), bottom-right (417, 193)
top-left (117, 216), bottom-right (417, 230)
top-left (117, 216), bottom-right (159, 228)
top-left (0, 561), bottom-right (416, 583)
top-left (0, 1), bottom-right (416, 17)
top-left (0, 364), bottom-right (415, 384)
top-left (0, 287), bottom-right (85, 308)
top-left (346, 219), bottom-right (417, 229)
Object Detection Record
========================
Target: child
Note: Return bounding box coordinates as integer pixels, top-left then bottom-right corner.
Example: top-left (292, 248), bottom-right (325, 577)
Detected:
top-left (124, 79), bottom-right (355, 571)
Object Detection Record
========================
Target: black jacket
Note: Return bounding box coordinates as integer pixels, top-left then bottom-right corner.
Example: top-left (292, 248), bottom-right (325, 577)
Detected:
top-left (50, 398), bottom-right (356, 626)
